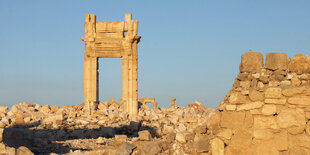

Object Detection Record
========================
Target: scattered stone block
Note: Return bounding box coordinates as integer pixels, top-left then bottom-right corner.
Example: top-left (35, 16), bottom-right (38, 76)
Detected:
top-left (210, 138), bottom-right (224, 155)
top-left (138, 130), bottom-right (151, 141)
top-left (115, 135), bottom-right (127, 141)
top-left (176, 133), bottom-right (186, 143)
top-left (265, 53), bottom-right (287, 70)
top-left (115, 142), bottom-right (136, 155)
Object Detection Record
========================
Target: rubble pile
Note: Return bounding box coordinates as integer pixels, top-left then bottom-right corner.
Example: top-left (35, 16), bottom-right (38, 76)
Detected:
top-left (0, 99), bottom-right (217, 154)
top-left (217, 51), bottom-right (310, 154)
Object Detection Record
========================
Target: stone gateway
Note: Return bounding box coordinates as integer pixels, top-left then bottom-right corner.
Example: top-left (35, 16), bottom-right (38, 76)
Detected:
top-left (81, 14), bottom-right (141, 115)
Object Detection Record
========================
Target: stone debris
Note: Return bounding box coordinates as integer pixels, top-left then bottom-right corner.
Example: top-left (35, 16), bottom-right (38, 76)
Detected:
top-left (0, 98), bottom-right (215, 154)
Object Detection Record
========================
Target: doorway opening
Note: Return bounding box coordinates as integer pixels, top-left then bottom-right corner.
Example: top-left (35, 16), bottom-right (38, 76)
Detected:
top-left (98, 58), bottom-right (122, 103)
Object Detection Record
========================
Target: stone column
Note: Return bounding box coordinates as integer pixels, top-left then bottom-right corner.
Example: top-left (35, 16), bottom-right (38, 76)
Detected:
top-left (122, 14), bottom-right (139, 115)
top-left (83, 14), bottom-right (98, 115)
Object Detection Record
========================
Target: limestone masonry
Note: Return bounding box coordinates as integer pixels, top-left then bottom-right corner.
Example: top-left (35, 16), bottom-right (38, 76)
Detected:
top-left (81, 14), bottom-right (141, 116)
top-left (217, 50), bottom-right (310, 154)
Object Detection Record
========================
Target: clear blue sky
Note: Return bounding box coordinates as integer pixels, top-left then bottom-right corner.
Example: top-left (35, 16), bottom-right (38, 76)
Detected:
top-left (0, 1), bottom-right (309, 109)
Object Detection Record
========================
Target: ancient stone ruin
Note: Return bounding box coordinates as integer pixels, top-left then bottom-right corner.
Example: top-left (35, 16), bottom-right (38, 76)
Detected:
top-left (81, 14), bottom-right (141, 115)
top-left (215, 50), bottom-right (310, 154)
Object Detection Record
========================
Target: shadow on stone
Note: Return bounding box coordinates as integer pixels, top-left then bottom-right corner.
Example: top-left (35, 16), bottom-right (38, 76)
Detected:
top-left (3, 121), bottom-right (158, 155)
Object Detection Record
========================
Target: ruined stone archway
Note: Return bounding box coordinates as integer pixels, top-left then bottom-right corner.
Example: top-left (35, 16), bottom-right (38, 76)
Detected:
top-left (81, 14), bottom-right (141, 115)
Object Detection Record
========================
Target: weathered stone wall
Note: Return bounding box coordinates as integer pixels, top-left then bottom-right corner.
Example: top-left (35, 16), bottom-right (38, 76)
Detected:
top-left (215, 50), bottom-right (310, 155)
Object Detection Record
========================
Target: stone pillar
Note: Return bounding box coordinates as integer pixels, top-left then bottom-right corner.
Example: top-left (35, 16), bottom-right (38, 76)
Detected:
top-left (83, 14), bottom-right (98, 115)
top-left (122, 14), bottom-right (139, 115)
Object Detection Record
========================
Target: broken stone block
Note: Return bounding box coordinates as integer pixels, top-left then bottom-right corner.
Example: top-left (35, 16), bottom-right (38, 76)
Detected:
top-left (288, 54), bottom-right (310, 74)
top-left (115, 142), bottom-right (136, 155)
top-left (138, 130), bottom-right (151, 141)
top-left (176, 132), bottom-right (186, 143)
top-left (265, 53), bottom-right (288, 70)
top-left (239, 50), bottom-right (264, 73)
top-left (228, 92), bottom-right (248, 104)
top-left (210, 138), bottom-right (224, 155)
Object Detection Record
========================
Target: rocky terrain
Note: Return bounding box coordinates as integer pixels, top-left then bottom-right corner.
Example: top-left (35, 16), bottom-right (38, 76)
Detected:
top-left (0, 99), bottom-right (218, 155)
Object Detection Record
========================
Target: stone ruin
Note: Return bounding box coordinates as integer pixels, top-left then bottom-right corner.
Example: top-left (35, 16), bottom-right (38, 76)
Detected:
top-left (214, 50), bottom-right (310, 154)
top-left (81, 14), bottom-right (141, 115)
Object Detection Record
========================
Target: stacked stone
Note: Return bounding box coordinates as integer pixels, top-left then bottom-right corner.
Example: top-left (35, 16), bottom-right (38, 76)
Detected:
top-left (216, 50), bottom-right (310, 155)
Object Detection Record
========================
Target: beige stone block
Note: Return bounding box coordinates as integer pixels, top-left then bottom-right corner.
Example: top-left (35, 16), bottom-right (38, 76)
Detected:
top-left (262, 104), bottom-right (277, 115)
top-left (282, 87), bottom-right (305, 96)
top-left (288, 126), bottom-right (305, 135)
top-left (228, 92), bottom-right (248, 104)
top-left (225, 104), bottom-right (236, 111)
top-left (265, 98), bottom-right (286, 105)
top-left (306, 122), bottom-right (310, 136)
top-left (274, 130), bottom-right (288, 151)
top-left (289, 134), bottom-right (310, 150)
top-left (253, 129), bottom-right (274, 140)
top-left (288, 54), bottom-right (310, 74)
top-left (244, 111), bottom-right (254, 128)
top-left (265, 53), bottom-right (287, 70)
top-left (268, 81), bottom-right (280, 87)
top-left (265, 87), bottom-right (282, 99)
top-left (254, 115), bottom-right (278, 130)
top-left (220, 112), bottom-right (245, 129)
top-left (240, 81), bottom-right (251, 89)
top-left (236, 101), bottom-right (263, 111)
top-left (210, 138), bottom-right (224, 155)
top-left (216, 129), bottom-right (233, 140)
top-left (252, 139), bottom-right (279, 155)
top-left (288, 96), bottom-right (310, 106)
top-left (306, 112), bottom-right (310, 119)
top-left (280, 80), bottom-right (291, 86)
top-left (249, 89), bottom-right (264, 101)
top-left (225, 145), bottom-right (253, 155)
top-left (277, 108), bottom-right (305, 129)
top-left (230, 129), bottom-right (252, 147)
top-left (291, 77), bottom-right (301, 86)
top-left (239, 50), bottom-right (264, 73)
top-left (250, 109), bottom-right (262, 115)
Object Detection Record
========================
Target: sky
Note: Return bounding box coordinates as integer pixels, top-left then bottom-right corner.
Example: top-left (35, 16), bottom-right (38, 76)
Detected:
top-left (0, 1), bottom-right (310, 109)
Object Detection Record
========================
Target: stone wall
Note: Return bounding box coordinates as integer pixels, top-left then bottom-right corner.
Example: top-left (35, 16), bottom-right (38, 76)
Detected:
top-left (214, 50), bottom-right (310, 154)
